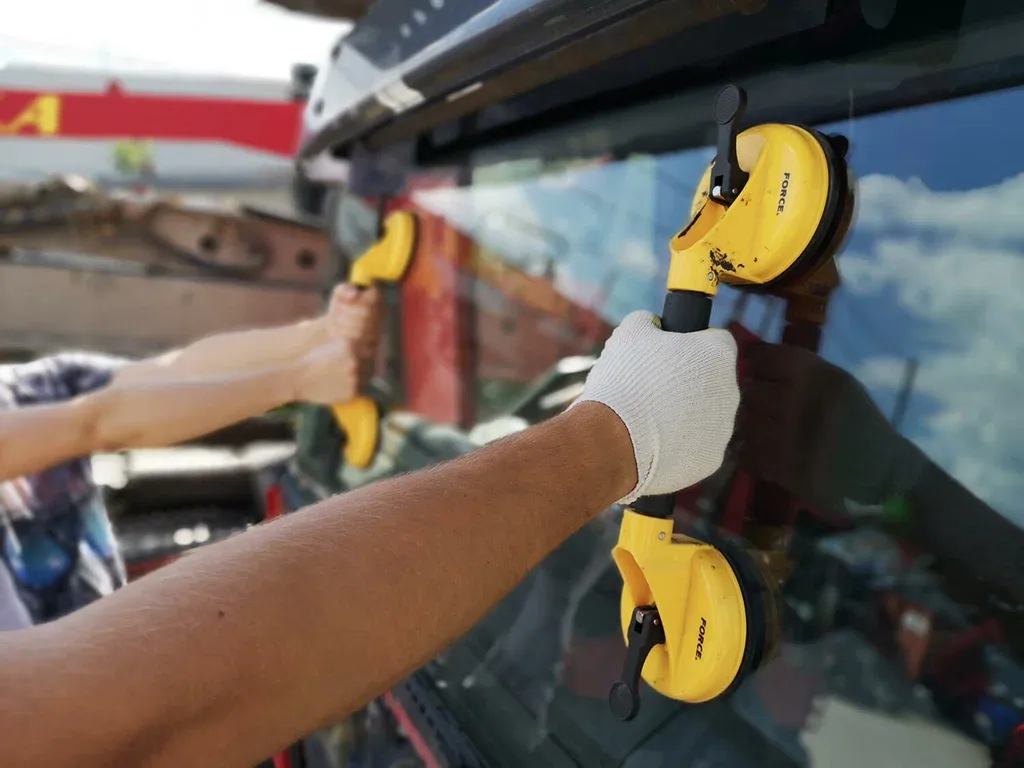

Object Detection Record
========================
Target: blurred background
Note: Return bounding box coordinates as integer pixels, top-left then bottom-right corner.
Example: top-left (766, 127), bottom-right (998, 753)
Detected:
top-left (0, 0), bottom-right (346, 205)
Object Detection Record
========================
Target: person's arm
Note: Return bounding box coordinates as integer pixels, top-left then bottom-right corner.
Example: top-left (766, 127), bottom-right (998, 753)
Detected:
top-left (112, 316), bottom-right (328, 386)
top-left (0, 312), bottom-right (739, 768)
top-left (904, 458), bottom-right (1024, 605)
top-left (735, 338), bottom-right (1024, 602)
top-left (0, 340), bottom-right (360, 483)
top-left (112, 285), bottom-right (381, 386)
top-left (1, 402), bottom-right (633, 767)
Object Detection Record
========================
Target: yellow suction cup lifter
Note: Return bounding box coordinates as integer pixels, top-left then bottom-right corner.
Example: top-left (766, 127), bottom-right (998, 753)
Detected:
top-left (331, 210), bottom-right (417, 469)
top-left (609, 84), bottom-right (850, 720)
top-left (610, 516), bottom-right (752, 714)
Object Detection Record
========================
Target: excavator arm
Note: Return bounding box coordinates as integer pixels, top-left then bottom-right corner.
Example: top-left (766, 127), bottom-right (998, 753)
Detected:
top-left (0, 175), bottom-right (337, 360)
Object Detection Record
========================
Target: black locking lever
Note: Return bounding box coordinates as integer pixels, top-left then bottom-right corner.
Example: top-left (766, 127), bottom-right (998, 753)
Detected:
top-left (609, 606), bottom-right (666, 721)
top-left (710, 84), bottom-right (749, 204)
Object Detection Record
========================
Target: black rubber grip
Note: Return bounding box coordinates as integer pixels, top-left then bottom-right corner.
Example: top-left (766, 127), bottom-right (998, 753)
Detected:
top-left (660, 290), bottom-right (713, 333)
top-left (630, 290), bottom-right (713, 519)
top-left (630, 493), bottom-right (676, 518)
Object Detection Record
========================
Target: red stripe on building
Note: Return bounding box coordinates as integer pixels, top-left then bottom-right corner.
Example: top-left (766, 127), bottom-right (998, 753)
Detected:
top-left (0, 85), bottom-right (302, 156)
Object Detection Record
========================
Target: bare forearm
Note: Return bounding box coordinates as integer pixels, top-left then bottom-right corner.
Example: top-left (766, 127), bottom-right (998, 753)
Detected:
top-left (116, 318), bottom-right (328, 385)
top-left (0, 365), bottom-right (300, 481)
top-left (89, 365), bottom-right (300, 451)
top-left (0, 404), bottom-right (92, 481)
top-left (7, 403), bottom-right (633, 767)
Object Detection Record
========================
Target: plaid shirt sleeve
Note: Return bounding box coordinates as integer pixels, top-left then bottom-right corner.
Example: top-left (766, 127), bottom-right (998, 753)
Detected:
top-left (1, 352), bottom-right (130, 408)
top-left (45, 352), bottom-right (130, 398)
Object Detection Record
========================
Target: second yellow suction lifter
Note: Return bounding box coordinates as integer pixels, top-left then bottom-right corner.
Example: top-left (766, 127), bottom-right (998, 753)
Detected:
top-left (331, 209), bottom-right (417, 469)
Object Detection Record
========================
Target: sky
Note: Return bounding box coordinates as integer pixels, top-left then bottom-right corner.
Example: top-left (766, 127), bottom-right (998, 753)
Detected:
top-left (0, 0), bottom-right (350, 80)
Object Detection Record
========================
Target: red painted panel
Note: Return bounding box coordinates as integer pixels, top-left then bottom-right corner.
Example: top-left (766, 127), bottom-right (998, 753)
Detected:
top-left (393, 175), bottom-right (613, 427)
top-left (395, 175), bottom-right (476, 427)
top-left (382, 691), bottom-right (444, 768)
top-left (0, 86), bottom-right (302, 155)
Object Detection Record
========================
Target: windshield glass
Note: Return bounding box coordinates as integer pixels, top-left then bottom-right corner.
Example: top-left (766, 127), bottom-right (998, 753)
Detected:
top-left (354, 6), bottom-right (1024, 767)
top-left (412, 99), bottom-right (1022, 524)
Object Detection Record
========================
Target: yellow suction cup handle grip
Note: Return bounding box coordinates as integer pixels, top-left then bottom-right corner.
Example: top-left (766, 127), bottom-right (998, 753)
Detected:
top-left (349, 210), bottom-right (417, 287)
top-left (331, 397), bottom-right (380, 470)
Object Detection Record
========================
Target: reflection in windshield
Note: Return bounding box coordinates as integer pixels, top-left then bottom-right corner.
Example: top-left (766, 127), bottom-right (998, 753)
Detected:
top-left (460, 507), bottom-right (621, 747)
top-left (412, 153), bottom-right (698, 325)
top-left (413, 97), bottom-right (1023, 527)
top-left (839, 169), bottom-right (1024, 525)
top-left (387, 80), bottom-right (1024, 767)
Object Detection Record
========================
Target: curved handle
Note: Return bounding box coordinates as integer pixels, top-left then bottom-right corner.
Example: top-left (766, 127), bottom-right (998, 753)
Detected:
top-left (331, 396), bottom-right (380, 470)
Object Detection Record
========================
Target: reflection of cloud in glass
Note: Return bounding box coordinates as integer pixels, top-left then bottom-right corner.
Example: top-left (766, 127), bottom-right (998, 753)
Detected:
top-left (411, 158), bottom-right (667, 322)
top-left (839, 173), bottom-right (1024, 521)
top-left (618, 239), bottom-right (661, 278)
top-left (855, 173), bottom-right (1024, 242)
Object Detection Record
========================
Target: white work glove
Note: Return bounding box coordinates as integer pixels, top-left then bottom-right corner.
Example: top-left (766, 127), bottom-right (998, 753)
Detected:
top-left (573, 310), bottom-right (740, 505)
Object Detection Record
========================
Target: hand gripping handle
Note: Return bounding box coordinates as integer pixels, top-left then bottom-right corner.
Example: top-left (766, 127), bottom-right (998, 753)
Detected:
top-left (628, 290), bottom-right (713, 518)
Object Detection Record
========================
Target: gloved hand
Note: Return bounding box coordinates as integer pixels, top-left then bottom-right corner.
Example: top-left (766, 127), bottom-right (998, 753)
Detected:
top-left (573, 310), bottom-right (740, 504)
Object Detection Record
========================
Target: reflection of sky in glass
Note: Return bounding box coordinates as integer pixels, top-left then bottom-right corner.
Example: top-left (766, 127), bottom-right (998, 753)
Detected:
top-left (818, 88), bottom-right (1024, 525)
top-left (413, 87), bottom-right (1024, 523)
top-left (413, 149), bottom-right (716, 321)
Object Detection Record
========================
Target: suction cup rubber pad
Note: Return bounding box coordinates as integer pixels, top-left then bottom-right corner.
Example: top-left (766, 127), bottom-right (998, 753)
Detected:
top-left (716, 545), bottom-right (779, 697)
top-left (770, 127), bottom-right (852, 287)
